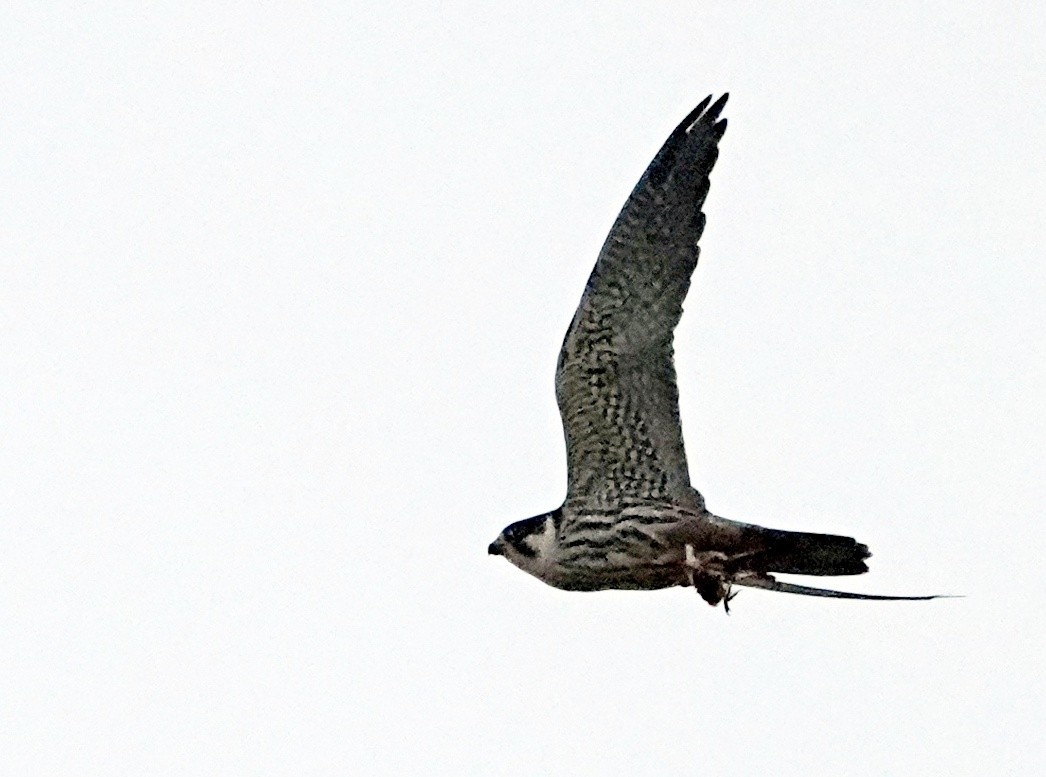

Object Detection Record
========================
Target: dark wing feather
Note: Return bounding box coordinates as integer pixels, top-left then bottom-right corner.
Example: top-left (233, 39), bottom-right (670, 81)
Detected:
top-left (734, 576), bottom-right (953, 601)
top-left (556, 95), bottom-right (728, 506)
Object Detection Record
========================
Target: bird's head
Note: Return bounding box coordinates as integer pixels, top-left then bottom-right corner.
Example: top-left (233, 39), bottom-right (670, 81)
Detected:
top-left (488, 510), bottom-right (560, 574)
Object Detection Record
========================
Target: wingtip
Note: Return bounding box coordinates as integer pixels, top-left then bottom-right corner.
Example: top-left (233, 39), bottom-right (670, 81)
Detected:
top-left (734, 576), bottom-right (959, 601)
top-left (698, 92), bottom-right (729, 118)
top-left (697, 93), bottom-right (729, 135)
top-left (666, 93), bottom-right (732, 142)
top-left (673, 95), bottom-right (713, 138)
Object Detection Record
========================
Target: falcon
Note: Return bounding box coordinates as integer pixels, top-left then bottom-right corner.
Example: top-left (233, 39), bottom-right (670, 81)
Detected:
top-left (488, 95), bottom-right (943, 610)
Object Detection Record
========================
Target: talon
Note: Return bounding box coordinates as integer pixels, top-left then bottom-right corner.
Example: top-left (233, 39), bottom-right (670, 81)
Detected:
top-left (723, 585), bottom-right (737, 614)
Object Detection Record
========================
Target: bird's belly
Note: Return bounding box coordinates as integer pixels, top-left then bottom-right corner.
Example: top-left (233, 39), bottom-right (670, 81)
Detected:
top-left (540, 552), bottom-right (687, 592)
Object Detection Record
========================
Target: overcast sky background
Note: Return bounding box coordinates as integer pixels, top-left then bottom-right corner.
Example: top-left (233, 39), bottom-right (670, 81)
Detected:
top-left (3, 2), bottom-right (1044, 775)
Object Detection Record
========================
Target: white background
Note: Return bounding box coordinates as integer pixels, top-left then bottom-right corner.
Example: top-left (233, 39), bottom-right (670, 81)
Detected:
top-left (3, 2), bottom-right (1044, 775)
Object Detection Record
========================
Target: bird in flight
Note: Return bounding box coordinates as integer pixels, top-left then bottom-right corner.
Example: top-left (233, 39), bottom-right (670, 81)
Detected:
top-left (488, 95), bottom-right (944, 611)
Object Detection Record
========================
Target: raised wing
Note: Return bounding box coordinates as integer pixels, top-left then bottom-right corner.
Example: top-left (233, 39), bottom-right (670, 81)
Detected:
top-left (556, 95), bottom-right (728, 506)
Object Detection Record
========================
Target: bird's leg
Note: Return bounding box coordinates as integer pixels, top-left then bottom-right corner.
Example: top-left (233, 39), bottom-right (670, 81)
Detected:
top-left (684, 543), bottom-right (698, 586)
top-left (722, 585), bottom-right (738, 615)
top-left (684, 544), bottom-right (729, 570)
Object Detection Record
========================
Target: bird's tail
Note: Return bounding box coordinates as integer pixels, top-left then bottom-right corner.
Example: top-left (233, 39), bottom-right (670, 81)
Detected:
top-left (728, 529), bottom-right (951, 601)
top-left (755, 529), bottom-right (871, 577)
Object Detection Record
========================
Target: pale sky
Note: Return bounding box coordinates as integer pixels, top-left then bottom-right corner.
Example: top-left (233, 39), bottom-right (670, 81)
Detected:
top-left (3, 2), bottom-right (1044, 775)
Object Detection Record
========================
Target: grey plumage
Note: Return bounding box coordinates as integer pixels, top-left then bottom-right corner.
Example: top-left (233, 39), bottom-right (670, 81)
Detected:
top-left (556, 95), bottom-right (724, 510)
top-left (489, 95), bottom-right (945, 610)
